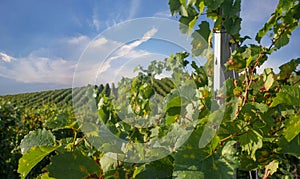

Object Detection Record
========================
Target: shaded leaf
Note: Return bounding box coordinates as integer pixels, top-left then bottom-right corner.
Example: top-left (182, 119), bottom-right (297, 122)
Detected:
top-left (221, 0), bottom-right (241, 18)
top-left (274, 32), bottom-right (290, 49)
top-left (278, 134), bottom-right (300, 157)
top-left (204, 0), bottom-right (224, 10)
top-left (173, 127), bottom-right (237, 178)
top-left (134, 156), bottom-right (173, 179)
top-left (191, 21), bottom-right (210, 56)
top-left (223, 16), bottom-right (241, 35)
top-left (277, 58), bottom-right (300, 80)
top-left (47, 151), bottom-right (100, 179)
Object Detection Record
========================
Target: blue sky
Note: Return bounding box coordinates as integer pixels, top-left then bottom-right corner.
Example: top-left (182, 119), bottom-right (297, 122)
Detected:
top-left (0, 0), bottom-right (299, 95)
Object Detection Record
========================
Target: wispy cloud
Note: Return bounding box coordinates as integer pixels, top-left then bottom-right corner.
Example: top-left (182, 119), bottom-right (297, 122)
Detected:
top-left (0, 52), bottom-right (14, 62)
top-left (72, 27), bottom-right (158, 87)
top-left (92, 7), bottom-right (101, 31)
top-left (97, 27), bottom-right (157, 75)
top-left (67, 35), bottom-right (90, 45)
top-left (128, 0), bottom-right (140, 19)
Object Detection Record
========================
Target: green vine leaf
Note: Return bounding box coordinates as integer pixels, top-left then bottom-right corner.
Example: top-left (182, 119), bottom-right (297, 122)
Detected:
top-left (38, 172), bottom-right (56, 179)
top-left (270, 85), bottom-right (300, 107)
top-left (256, 0), bottom-right (299, 49)
top-left (169, 0), bottom-right (188, 16)
top-left (255, 14), bottom-right (276, 43)
top-left (221, 0), bottom-right (241, 18)
top-left (263, 68), bottom-right (274, 91)
top-left (204, 0), bottom-right (224, 10)
top-left (191, 21), bottom-right (211, 56)
top-left (277, 58), bottom-right (300, 81)
top-left (44, 112), bottom-right (75, 130)
top-left (173, 170), bottom-right (204, 178)
top-left (47, 151), bottom-right (100, 179)
top-left (239, 129), bottom-right (263, 161)
top-left (278, 134), bottom-right (300, 157)
top-left (100, 155), bottom-right (118, 173)
top-left (265, 160), bottom-right (279, 176)
top-left (283, 114), bottom-right (300, 142)
top-left (223, 16), bottom-right (241, 35)
top-left (134, 156), bottom-right (173, 178)
top-left (197, 21), bottom-right (211, 43)
top-left (274, 32), bottom-right (290, 49)
top-left (173, 127), bottom-right (237, 178)
top-left (20, 128), bottom-right (56, 154)
top-left (18, 146), bottom-right (59, 179)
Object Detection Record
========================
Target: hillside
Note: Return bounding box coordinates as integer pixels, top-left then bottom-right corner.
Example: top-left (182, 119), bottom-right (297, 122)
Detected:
top-left (0, 78), bottom-right (174, 109)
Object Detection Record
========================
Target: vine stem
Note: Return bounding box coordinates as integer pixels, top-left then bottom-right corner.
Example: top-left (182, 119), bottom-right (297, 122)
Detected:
top-left (72, 127), bottom-right (78, 148)
top-left (74, 135), bottom-right (87, 147)
top-left (219, 130), bottom-right (248, 143)
top-left (262, 167), bottom-right (270, 179)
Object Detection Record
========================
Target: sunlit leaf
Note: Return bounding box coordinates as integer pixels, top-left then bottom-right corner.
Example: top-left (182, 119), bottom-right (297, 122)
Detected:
top-left (263, 68), bottom-right (274, 91)
top-left (20, 128), bottom-right (56, 154)
top-left (270, 85), bottom-right (300, 107)
top-left (283, 115), bottom-right (300, 142)
top-left (18, 146), bottom-right (58, 179)
top-left (239, 129), bottom-right (263, 161)
top-left (265, 160), bottom-right (279, 176)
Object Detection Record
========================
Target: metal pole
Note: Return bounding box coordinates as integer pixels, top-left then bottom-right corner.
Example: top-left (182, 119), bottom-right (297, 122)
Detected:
top-left (213, 25), bottom-right (239, 179)
top-left (213, 29), bottom-right (238, 101)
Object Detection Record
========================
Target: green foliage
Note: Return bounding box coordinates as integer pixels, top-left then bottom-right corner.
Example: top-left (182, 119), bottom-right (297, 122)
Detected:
top-left (0, 100), bottom-right (23, 178)
top-left (46, 151), bottom-right (100, 178)
top-left (255, 0), bottom-right (300, 50)
top-left (283, 114), bottom-right (300, 142)
top-left (20, 129), bottom-right (56, 154)
top-left (0, 0), bottom-right (299, 178)
top-left (18, 146), bottom-right (58, 179)
top-left (133, 156), bottom-right (174, 178)
top-left (169, 0), bottom-right (300, 178)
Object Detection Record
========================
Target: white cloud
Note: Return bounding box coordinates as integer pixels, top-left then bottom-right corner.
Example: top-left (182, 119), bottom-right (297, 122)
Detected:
top-left (93, 14), bottom-right (101, 31)
top-left (72, 28), bottom-right (158, 87)
top-left (128, 0), bottom-right (140, 19)
top-left (89, 37), bottom-right (108, 48)
top-left (0, 52), bottom-right (14, 62)
top-left (0, 52), bottom-right (75, 84)
top-left (68, 35), bottom-right (90, 45)
top-left (97, 27), bottom-right (157, 74)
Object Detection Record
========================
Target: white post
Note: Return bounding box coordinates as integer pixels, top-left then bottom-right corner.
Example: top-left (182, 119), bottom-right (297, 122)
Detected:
top-left (213, 29), bottom-right (237, 101)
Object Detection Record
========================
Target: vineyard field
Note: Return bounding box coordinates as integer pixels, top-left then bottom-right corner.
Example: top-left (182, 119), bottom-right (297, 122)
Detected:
top-left (0, 78), bottom-right (176, 178)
